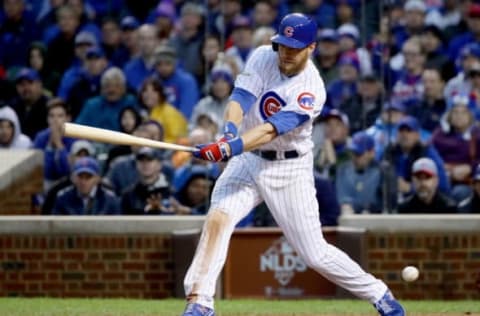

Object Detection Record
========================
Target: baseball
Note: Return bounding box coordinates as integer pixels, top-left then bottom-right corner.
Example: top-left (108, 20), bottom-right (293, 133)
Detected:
top-left (401, 266), bottom-right (419, 282)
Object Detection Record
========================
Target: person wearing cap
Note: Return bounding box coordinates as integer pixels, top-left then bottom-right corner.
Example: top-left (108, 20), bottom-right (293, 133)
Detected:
top-left (336, 131), bottom-right (383, 214)
top-left (326, 52), bottom-right (360, 109)
top-left (121, 147), bottom-right (173, 215)
top-left (459, 163), bottom-right (480, 212)
top-left (147, 2), bottom-right (176, 42)
top-left (339, 74), bottom-right (383, 134)
top-left (41, 139), bottom-right (97, 214)
top-left (337, 23), bottom-right (372, 76)
top-left (420, 25), bottom-right (456, 81)
top-left (119, 16), bottom-right (140, 60)
top-left (391, 0), bottom-right (427, 53)
top-left (225, 15), bottom-right (254, 72)
top-left (313, 28), bottom-right (340, 86)
top-left (445, 42), bottom-right (480, 100)
top-left (398, 157), bottom-right (457, 213)
top-left (123, 24), bottom-right (159, 92)
top-left (100, 17), bottom-right (130, 68)
top-left (52, 157), bottom-right (121, 215)
top-left (153, 44), bottom-right (200, 120)
top-left (9, 67), bottom-right (50, 139)
top-left (33, 98), bottom-right (76, 190)
top-left (448, 3), bottom-right (480, 61)
top-left (431, 95), bottom-right (480, 202)
top-left (385, 116), bottom-right (450, 205)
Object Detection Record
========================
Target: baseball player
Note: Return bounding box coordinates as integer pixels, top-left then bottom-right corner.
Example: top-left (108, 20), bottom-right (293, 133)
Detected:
top-left (182, 13), bottom-right (405, 316)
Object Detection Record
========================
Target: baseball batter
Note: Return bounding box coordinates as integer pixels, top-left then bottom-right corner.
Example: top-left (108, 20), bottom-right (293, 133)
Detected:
top-left (182, 13), bottom-right (405, 316)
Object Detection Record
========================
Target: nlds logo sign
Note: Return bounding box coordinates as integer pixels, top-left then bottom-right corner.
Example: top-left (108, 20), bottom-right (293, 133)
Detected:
top-left (260, 237), bottom-right (307, 286)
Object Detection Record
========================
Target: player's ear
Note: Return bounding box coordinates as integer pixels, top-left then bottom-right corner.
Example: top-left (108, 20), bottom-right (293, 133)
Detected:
top-left (307, 42), bottom-right (316, 54)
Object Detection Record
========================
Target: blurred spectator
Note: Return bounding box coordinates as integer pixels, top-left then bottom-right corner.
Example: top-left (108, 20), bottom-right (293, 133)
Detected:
top-left (190, 67), bottom-right (234, 135)
top-left (100, 17), bottom-right (130, 68)
top-left (0, 0), bottom-right (40, 69)
top-left (197, 34), bottom-right (222, 90)
top-left (9, 68), bottom-right (49, 139)
top-left (431, 96), bottom-right (480, 201)
top-left (339, 74), bottom-right (383, 134)
top-left (168, 3), bottom-right (205, 78)
top-left (32, 98), bottom-right (75, 190)
top-left (425, 0), bottom-right (462, 32)
top-left (121, 147), bottom-right (173, 215)
top-left (210, 0), bottom-right (243, 39)
top-left (153, 44), bottom-right (200, 120)
top-left (52, 156), bottom-right (121, 215)
top-left (57, 30), bottom-right (98, 100)
top-left (420, 25), bottom-right (456, 81)
top-left (252, 26), bottom-right (275, 48)
top-left (448, 3), bottom-right (480, 61)
top-left (251, 0), bottom-right (278, 29)
top-left (147, 2), bottom-right (176, 43)
top-left (313, 29), bottom-right (340, 86)
top-left (314, 109), bottom-right (350, 179)
top-left (67, 47), bottom-right (110, 119)
top-left (27, 41), bottom-right (61, 94)
top-left (225, 15), bottom-right (254, 72)
top-left (37, 0), bottom-right (67, 34)
top-left (391, 0), bottom-right (426, 54)
top-left (462, 62), bottom-right (480, 120)
top-left (42, 139), bottom-right (96, 214)
top-left (75, 67), bottom-right (137, 131)
top-left (336, 131), bottom-right (383, 214)
top-left (173, 164), bottom-right (215, 215)
top-left (292, 0), bottom-right (336, 29)
top-left (459, 164), bottom-right (480, 213)
top-left (123, 24), bottom-right (159, 92)
top-left (326, 52), bottom-right (360, 109)
top-left (119, 16), bottom-right (140, 60)
top-left (407, 68), bottom-right (447, 132)
top-left (139, 77), bottom-right (187, 144)
top-left (0, 105), bottom-right (31, 148)
top-left (443, 0), bottom-right (471, 41)
top-left (398, 157), bottom-right (457, 213)
top-left (336, 0), bottom-right (358, 26)
top-left (337, 23), bottom-right (372, 75)
top-left (171, 126), bottom-right (216, 170)
top-left (385, 116), bottom-right (449, 203)
top-left (444, 42), bottom-right (480, 99)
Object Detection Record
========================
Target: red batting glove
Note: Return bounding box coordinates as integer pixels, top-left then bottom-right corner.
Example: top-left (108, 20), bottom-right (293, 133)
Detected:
top-left (193, 141), bottom-right (230, 162)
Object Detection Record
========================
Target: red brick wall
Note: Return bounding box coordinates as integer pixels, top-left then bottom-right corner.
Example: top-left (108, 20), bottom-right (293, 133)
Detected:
top-left (368, 232), bottom-right (480, 300)
top-left (0, 165), bottom-right (43, 215)
top-left (0, 235), bottom-right (173, 298)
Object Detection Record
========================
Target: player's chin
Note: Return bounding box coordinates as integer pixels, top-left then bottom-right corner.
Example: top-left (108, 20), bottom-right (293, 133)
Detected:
top-left (279, 63), bottom-right (296, 76)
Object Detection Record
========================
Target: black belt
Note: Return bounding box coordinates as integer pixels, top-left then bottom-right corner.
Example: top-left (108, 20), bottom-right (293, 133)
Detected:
top-left (251, 149), bottom-right (299, 161)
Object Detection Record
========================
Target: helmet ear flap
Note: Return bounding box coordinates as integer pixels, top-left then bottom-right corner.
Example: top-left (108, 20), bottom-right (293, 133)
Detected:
top-left (272, 42), bottom-right (279, 51)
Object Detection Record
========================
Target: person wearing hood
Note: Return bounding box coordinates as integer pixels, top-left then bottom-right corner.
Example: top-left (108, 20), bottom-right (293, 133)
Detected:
top-left (0, 105), bottom-right (32, 148)
top-left (173, 165), bottom-right (215, 215)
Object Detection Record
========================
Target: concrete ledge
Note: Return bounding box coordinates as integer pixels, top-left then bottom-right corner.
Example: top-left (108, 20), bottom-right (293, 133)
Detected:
top-left (0, 216), bottom-right (207, 234)
top-left (0, 150), bottom-right (43, 191)
top-left (339, 214), bottom-right (480, 232)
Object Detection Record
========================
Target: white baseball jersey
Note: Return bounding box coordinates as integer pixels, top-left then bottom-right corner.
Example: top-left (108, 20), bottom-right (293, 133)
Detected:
top-left (235, 45), bottom-right (325, 154)
top-left (184, 45), bottom-right (389, 311)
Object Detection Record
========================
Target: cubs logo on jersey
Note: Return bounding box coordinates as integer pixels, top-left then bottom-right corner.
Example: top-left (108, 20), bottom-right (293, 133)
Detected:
top-left (259, 91), bottom-right (286, 120)
top-left (297, 92), bottom-right (315, 110)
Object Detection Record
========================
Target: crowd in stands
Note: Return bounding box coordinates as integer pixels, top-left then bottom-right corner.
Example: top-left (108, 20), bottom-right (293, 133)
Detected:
top-left (1, 0), bottom-right (480, 226)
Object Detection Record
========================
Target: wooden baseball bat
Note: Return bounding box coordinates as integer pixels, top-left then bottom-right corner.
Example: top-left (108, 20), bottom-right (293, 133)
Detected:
top-left (62, 122), bottom-right (198, 152)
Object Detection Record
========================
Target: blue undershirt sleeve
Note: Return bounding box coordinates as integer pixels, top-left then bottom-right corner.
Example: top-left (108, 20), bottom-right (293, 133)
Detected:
top-left (229, 88), bottom-right (257, 114)
top-left (267, 111), bottom-right (310, 135)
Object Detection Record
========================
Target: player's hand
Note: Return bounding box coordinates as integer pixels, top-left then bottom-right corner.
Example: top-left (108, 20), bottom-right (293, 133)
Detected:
top-left (193, 140), bottom-right (231, 162)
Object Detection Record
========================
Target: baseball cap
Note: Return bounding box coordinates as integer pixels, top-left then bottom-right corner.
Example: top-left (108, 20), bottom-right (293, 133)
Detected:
top-left (70, 140), bottom-right (96, 156)
top-left (397, 116), bottom-right (420, 132)
top-left (459, 43), bottom-right (480, 60)
top-left (120, 16), bottom-right (139, 30)
top-left (73, 157), bottom-right (100, 176)
top-left (317, 28), bottom-right (338, 42)
top-left (383, 100), bottom-right (406, 113)
top-left (232, 15), bottom-right (252, 29)
top-left (210, 66), bottom-right (234, 85)
top-left (337, 23), bottom-right (359, 41)
top-left (74, 31), bottom-right (97, 46)
top-left (348, 131), bottom-right (374, 155)
top-left (404, 0), bottom-right (426, 13)
top-left (412, 157), bottom-right (438, 177)
top-left (154, 2), bottom-right (176, 21)
top-left (85, 47), bottom-right (105, 59)
top-left (323, 108), bottom-right (349, 126)
top-left (154, 45), bottom-right (177, 63)
top-left (338, 52), bottom-right (360, 71)
top-left (15, 68), bottom-right (40, 83)
top-left (136, 147), bottom-right (162, 160)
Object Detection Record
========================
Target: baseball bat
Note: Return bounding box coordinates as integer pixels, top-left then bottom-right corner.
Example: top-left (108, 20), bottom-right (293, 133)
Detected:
top-left (62, 122), bottom-right (198, 152)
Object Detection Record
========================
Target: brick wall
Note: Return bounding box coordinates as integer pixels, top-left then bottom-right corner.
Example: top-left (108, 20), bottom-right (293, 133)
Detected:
top-left (0, 235), bottom-right (173, 298)
top-left (368, 232), bottom-right (480, 300)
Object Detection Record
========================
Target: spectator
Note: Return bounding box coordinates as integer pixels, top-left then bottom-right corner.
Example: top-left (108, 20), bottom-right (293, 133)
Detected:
top-left (33, 98), bottom-right (76, 190)
top-left (326, 52), bottom-right (360, 109)
top-left (123, 24), bottom-right (159, 92)
top-left (75, 67), bottom-right (137, 131)
top-left (251, 0), bottom-right (278, 29)
top-left (431, 95), bottom-right (480, 202)
top-left (52, 156), bottom-right (120, 215)
top-left (153, 44), bottom-right (200, 120)
top-left (119, 16), bottom-right (140, 61)
top-left (407, 68), bottom-right (447, 132)
top-left (100, 16), bottom-right (130, 68)
top-left (398, 157), bottom-right (457, 213)
top-left (391, 0), bottom-right (426, 53)
top-left (339, 74), bottom-right (383, 134)
top-left (27, 41), bottom-right (61, 94)
top-left (121, 147), bottom-right (173, 215)
top-left (0, 105), bottom-right (31, 148)
top-left (420, 25), bottom-right (456, 81)
top-left (312, 29), bottom-right (340, 86)
top-left (171, 126), bottom-right (217, 171)
top-left (196, 34), bottom-right (223, 91)
top-left (148, 2), bottom-right (176, 43)
top-left (459, 164), bottom-right (480, 213)
top-left (9, 68), bottom-right (49, 139)
top-left (42, 139), bottom-right (96, 214)
top-left (448, 3), bottom-right (480, 61)
top-left (385, 116), bottom-right (450, 204)
top-left (292, 0), bottom-right (336, 29)
top-left (425, 0), bottom-right (462, 32)
top-left (139, 77), bottom-right (187, 144)
top-left (336, 131), bottom-right (383, 214)
top-left (444, 42), bottom-right (480, 100)
top-left (337, 23), bottom-right (372, 76)
top-left (225, 15), bottom-right (254, 72)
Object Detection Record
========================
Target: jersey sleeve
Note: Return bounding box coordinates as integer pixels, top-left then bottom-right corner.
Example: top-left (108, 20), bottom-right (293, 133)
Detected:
top-left (282, 78), bottom-right (326, 120)
top-left (234, 46), bottom-right (271, 98)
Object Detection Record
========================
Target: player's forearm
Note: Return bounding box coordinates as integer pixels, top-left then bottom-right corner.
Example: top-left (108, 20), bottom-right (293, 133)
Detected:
top-left (240, 123), bottom-right (277, 152)
top-left (223, 101), bottom-right (244, 127)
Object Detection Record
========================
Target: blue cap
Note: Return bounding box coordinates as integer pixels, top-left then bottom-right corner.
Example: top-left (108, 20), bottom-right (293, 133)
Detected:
top-left (338, 52), bottom-right (360, 71)
top-left (460, 43), bottom-right (480, 60)
top-left (136, 147), bottom-right (162, 160)
top-left (120, 16), bottom-right (139, 30)
top-left (85, 47), bottom-right (105, 59)
top-left (174, 165), bottom-right (211, 192)
top-left (348, 131), bottom-right (374, 155)
top-left (73, 157), bottom-right (100, 176)
top-left (15, 68), bottom-right (40, 82)
top-left (271, 13), bottom-right (317, 49)
top-left (211, 67), bottom-right (234, 85)
top-left (154, 2), bottom-right (176, 21)
top-left (74, 31), bottom-right (97, 46)
top-left (398, 116), bottom-right (420, 132)
top-left (232, 15), bottom-right (252, 29)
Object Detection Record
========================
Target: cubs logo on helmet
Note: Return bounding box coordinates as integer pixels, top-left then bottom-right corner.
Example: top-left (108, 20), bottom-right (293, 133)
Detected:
top-left (297, 92), bottom-right (315, 110)
top-left (270, 13), bottom-right (317, 50)
top-left (259, 91), bottom-right (286, 120)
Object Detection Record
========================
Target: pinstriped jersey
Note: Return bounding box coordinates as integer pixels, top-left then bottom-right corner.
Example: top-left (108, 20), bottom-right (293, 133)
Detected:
top-left (235, 45), bottom-right (326, 155)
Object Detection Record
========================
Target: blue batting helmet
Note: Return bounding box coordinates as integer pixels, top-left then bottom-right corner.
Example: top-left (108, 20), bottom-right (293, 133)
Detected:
top-left (271, 13), bottom-right (317, 50)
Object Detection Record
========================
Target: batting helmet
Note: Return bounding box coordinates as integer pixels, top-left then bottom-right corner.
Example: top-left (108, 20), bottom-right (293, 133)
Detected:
top-left (271, 13), bottom-right (317, 50)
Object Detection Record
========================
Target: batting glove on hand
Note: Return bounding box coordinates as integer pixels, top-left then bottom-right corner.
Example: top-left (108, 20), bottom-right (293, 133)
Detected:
top-left (193, 137), bottom-right (243, 162)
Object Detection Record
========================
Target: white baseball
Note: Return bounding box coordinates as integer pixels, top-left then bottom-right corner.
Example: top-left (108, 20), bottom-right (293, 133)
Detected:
top-left (401, 266), bottom-right (419, 282)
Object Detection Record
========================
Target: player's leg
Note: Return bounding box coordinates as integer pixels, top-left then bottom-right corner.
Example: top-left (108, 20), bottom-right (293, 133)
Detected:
top-left (258, 153), bottom-right (404, 315)
top-left (183, 155), bottom-right (262, 313)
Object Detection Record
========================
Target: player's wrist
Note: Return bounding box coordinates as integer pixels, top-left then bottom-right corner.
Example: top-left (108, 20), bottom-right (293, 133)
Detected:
top-left (223, 121), bottom-right (238, 139)
top-left (227, 137), bottom-right (243, 156)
